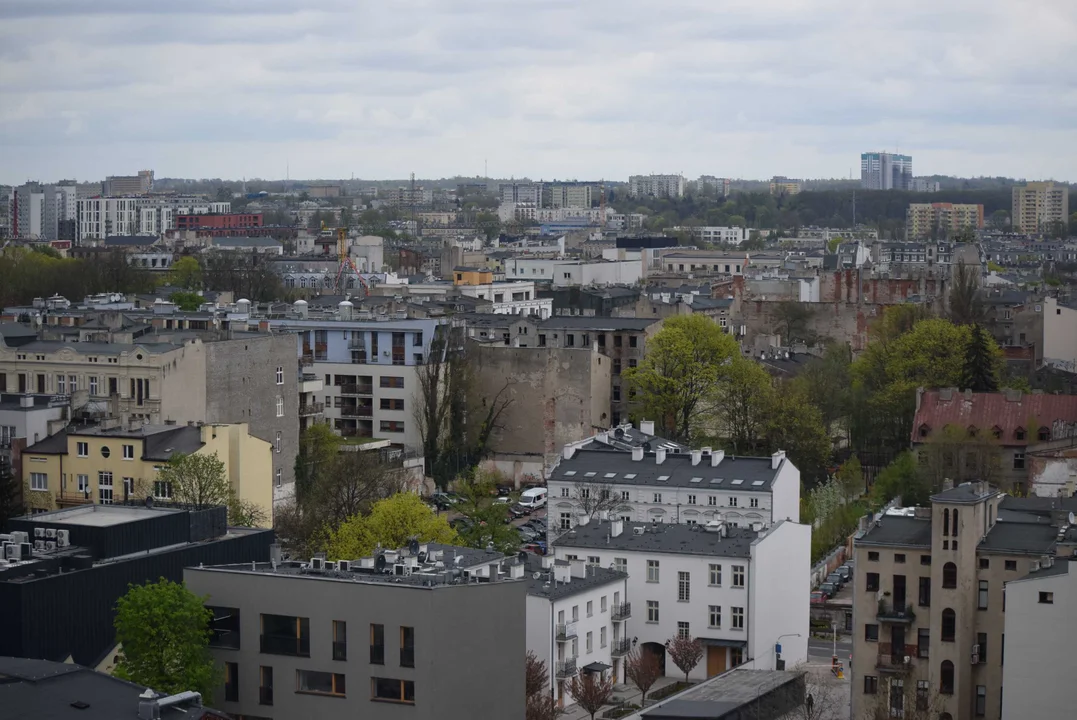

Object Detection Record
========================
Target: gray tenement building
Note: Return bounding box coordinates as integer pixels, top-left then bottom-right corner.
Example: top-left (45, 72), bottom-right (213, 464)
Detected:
top-left (185, 543), bottom-right (526, 720)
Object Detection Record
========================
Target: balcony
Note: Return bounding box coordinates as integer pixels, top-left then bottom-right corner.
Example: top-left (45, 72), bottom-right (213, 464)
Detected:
top-left (259, 687), bottom-right (273, 706)
top-left (339, 406), bottom-right (373, 418)
top-left (259, 634), bottom-right (310, 657)
top-left (555, 658), bottom-right (578, 678)
top-left (611, 638), bottom-right (632, 657)
top-left (612, 602), bottom-right (631, 621)
top-left (57, 491), bottom-right (95, 507)
top-left (876, 600), bottom-right (915, 624)
top-left (556, 623), bottom-right (578, 641)
top-left (339, 383), bottom-right (374, 396)
top-left (299, 402), bottom-right (325, 416)
top-left (300, 354), bottom-right (314, 367)
top-left (876, 651), bottom-right (914, 673)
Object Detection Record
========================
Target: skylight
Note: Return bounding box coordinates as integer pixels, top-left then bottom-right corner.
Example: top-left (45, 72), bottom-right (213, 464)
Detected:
top-left (731, 479), bottom-right (743, 485)
top-left (624, 473), bottom-right (637, 479)
top-left (710, 478), bottom-right (723, 484)
top-left (585, 472), bottom-right (597, 477)
top-left (752, 480), bottom-right (765, 486)
top-left (658, 475), bottom-right (669, 482)
top-left (691, 477), bottom-right (703, 483)
top-left (605, 473), bottom-right (616, 478)
top-left (564, 471), bottom-right (576, 476)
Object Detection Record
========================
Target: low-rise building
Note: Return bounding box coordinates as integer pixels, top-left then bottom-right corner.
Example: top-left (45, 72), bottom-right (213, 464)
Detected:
top-left (183, 543), bottom-right (525, 720)
top-left (503, 257), bottom-right (644, 287)
top-left (660, 250), bottom-right (748, 275)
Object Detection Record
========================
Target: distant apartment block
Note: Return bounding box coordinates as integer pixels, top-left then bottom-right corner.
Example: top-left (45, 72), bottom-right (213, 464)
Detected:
top-left (547, 183), bottom-right (594, 208)
top-left (696, 176), bottom-right (731, 197)
top-left (499, 182), bottom-right (544, 205)
top-left (912, 179), bottom-right (941, 192)
top-left (1011, 182), bottom-right (1069, 234)
top-left (101, 170), bottom-right (154, 196)
top-left (861, 152), bottom-right (913, 190)
top-left (906, 203), bottom-right (984, 239)
top-left (628, 174), bottom-right (686, 199)
top-left (175, 213), bottom-right (263, 231)
top-left (768, 176), bottom-right (801, 196)
top-left (77, 196), bottom-right (231, 242)
top-left (307, 184), bottom-right (342, 198)
top-left (7, 182), bottom-right (77, 240)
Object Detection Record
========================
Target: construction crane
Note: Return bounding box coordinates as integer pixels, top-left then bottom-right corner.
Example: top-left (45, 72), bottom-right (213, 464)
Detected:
top-left (333, 226), bottom-right (370, 295)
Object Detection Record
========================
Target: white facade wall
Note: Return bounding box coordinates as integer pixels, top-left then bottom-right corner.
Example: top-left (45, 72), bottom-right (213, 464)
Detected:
top-left (456, 281), bottom-right (552, 318)
top-left (746, 520), bottom-right (810, 670)
top-left (696, 227), bottom-right (748, 245)
top-left (316, 361), bottom-right (422, 448)
top-left (769, 457), bottom-right (801, 523)
top-left (1042, 297), bottom-right (1077, 374)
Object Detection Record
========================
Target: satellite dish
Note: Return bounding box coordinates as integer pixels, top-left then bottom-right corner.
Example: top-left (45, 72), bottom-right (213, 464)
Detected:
top-left (144, 496), bottom-right (154, 509)
top-left (642, 442), bottom-right (652, 451)
top-left (408, 538), bottom-right (420, 555)
top-left (374, 554), bottom-right (387, 572)
top-left (417, 551), bottom-right (427, 563)
top-left (614, 428), bottom-right (625, 438)
top-left (1069, 512), bottom-right (1076, 525)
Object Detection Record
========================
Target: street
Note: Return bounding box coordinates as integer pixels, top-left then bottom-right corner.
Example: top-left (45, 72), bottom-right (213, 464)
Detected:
top-left (809, 636), bottom-right (853, 664)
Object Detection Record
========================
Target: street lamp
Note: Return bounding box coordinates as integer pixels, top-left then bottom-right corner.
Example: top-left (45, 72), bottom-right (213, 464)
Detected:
top-left (774, 633), bottom-right (801, 670)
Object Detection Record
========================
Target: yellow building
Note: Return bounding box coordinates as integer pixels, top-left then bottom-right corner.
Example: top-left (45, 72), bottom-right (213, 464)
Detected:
top-left (1012, 181), bottom-right (1069, 233)
top-left (452, 266), bottom-right (495, 286)
top-left (769, 177), bottom-right (801, 196)
top-left (22, 422), bottom-right (273, 526)
top-left (906, 202), bottom-right (984, 239)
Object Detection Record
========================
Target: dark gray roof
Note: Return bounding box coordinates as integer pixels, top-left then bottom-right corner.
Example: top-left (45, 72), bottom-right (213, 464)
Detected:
top-left (0, 393), bottom-right (63, 411)
top-left (23, 429), bottom-right (69, 454)
top-left (526, 562), bottom-right (626, 601)
top-left (588, 426), bottom-right (688, 452)
top-left (1007, 557), bottom-right (1070, 583)
top-left (212, 236), bottom-right (282, 247)
top-left (0, 322), bottom-right (37, 339)
top-left (0, 655), bottom-right (216, 719)
top-left (424, 542), bottom-right (504, 569)
top-left (552, 449), bottom-right (780, 492)
top-left (978, 520), bottom-right (1057, 555)
top-left (555, 520), bottom-right (758, 558)
top-left (17, 340), bottom-right (183, 356)
top-left (538, 317), bottom-right (659, 331)
top-left (641, 668), bottom-right (801, 719)
top-left (858, 516), bottom-right (933, 548)
top-left (930, 483), bottom-right (996, 504)
top-left (26, 425), bottom-right (204, 460)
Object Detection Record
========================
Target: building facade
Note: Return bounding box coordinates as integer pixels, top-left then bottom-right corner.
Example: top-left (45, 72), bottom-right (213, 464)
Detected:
top-left (1011, 182), bottom-right (1069, 234)
top-left (1042, 297), bottom-right (1077, 374)
top-left (861, 152), bottom-right (913, 191)
top-left (906, 203), bottom-right (985, 239)
top-left (77, 196), bottom-right (230, 242)
top-left (628, 175), bottom-right (686, 199)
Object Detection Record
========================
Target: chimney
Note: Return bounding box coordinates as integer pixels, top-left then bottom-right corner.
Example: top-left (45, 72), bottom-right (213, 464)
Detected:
top-left (553, 563), bottom-right (571, 584)
top-left (563, 445), bottom-right (576, 460)
top-left (771, 449), bottom-right (785, 470)
top-left (19, 395), bottom-right (34, 408)
top-left (509, 562), bottom-right (524, 579)
top-left (640, 419), bottom-right (655, 436)
top-left (611, 519), bottom-right (624, 537)
top-left (632, 446), bottom-right (644, 462)
top-left (691, 449), bottom-right (702, 466)
top-left (570, 559), bottom-right (587, 579)
top-left (712, 449), bottom-right (725, 467)
top-left (578, 513), bottom-right (591, 526)
top-left (656, 448), bottom-right (667, 464)
top-left (597, 431), bottom-right (609, 444)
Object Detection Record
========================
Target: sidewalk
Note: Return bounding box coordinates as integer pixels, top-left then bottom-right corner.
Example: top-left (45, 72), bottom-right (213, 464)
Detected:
top-left (558, 677), bottom-right (682, 720)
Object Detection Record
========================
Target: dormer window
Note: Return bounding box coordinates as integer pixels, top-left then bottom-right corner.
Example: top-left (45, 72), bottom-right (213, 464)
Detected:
top-left (1015, 427), bottom-right (1026, 441)
top-left (967, 425), bottom-right (978, 438)
top-left (918, 424), bottom-right (931, 438)
top-left (991, 426), bottom-right (1003, 440)
top-left (1038, 427), bottom-right (1051, 442)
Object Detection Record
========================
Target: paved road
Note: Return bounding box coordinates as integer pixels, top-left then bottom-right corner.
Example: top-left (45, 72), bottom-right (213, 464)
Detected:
top-left (809, 636), bottom-right (853, 662)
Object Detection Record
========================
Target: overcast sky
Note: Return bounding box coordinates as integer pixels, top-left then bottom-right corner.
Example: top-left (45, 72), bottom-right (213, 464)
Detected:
top-left (2, 0), bottom-right (1074, 184)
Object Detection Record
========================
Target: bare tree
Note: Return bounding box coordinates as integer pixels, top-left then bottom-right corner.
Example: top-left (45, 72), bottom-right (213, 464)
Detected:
top-left (572, 480), bottom-right (629, 522)
top-left (567, 671), bottom-right (615, 720)
top-left (857, 673), bottom-right (946, 720)
top-left (525, 651), bottom-right (561, 720)
top-left (666, 635), bottom-right (704, 683)
top-left (624, 647), bottom-right (662, 705)
top-left (786, 664), bottom-right (848, 720)
top-left (228, 496), bottom-right (268, 528)
top-left (313, 451), bottom-right (404, 527)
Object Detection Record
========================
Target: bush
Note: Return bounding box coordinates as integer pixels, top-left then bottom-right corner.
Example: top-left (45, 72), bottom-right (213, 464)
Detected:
top-left (649, 681), bottom-right (692, 702)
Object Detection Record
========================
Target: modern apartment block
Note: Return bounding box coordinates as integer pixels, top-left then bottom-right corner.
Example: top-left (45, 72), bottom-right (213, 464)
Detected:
top-left (101, 170), bottom-right (154, 196)
top-left (695, 176), bottom-right (730, 197)
top-left (548, 444), bottom-right (800, 531)
top-left (849, 485), bottom-right (1074, 720)
top-left (861, 152), bottom-right (913, 190)
top-left (906, 203), bottom-right (985, 239)
top-left (628, 174), bottom-right (686, 199)
top-left (499, 181), bottom-right (544, 205)
top-left (547, 183), bottom-right (594, 208)
top-left (553, 517), bottom-right (811, 680)
top-left (184, 543), bottom-right (525, 720)
top-left (1011, 181), bottom-right (1069, 234)
top-left (76, 196), bottom-right (230, 242)
top-left (768, 176), bottom-right (801, 196)
top-left (7, 181), bottom-right (77, 240)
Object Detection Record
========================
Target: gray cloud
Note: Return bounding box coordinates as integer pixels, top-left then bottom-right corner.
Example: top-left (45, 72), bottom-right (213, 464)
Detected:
top-left (1, 0), bottom-right (1074, 183)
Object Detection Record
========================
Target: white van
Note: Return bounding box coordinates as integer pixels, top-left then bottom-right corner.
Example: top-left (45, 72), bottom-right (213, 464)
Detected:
top-left (518, 487), bottom-right (548, 509)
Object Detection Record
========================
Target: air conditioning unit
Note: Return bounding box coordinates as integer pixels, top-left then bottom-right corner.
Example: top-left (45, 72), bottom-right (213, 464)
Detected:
top-left (45, 541), bottom-right (56, 551)
top-left (34, 540), bottom-right (46, 551)
top-left (45, 528), bottom-right (57, 539)
top-left (971, 652), bottom-right (980, 665)
top-left (310, 557), bottom-right (324, 570)
top-left (324, 561), bottom-right (336, 571)
top-left (3, 544), bottom-right (17, 560)
top-left (632, 526), bottom-right (646, 535)
top-left (56, 530), bottom-right (70, 548)
top-left (338, 560), bottom-right (351, 572)
top-left (34, 528), bottom-right (45, 538)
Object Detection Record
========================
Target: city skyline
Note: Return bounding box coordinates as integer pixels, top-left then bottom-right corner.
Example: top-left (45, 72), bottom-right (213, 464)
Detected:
top-left (1, 1), bottom-right (1075, 184)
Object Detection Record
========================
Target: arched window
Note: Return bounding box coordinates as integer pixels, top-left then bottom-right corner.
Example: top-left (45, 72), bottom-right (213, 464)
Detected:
top-left (940, 660), bottom-right (954, 694)
top-left (943, 508), bottom-right (950, 536)
top-left (943, 563), bottom-right (957, 589)
top-left (952, 509), bottom-right (959, 536)
top-left (941, 608), bottom-right (956, 641)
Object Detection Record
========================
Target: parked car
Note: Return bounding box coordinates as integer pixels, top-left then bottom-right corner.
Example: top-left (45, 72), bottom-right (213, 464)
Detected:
top-left (449, 517), bottom-right (473, 531)
top-left (493, 496), bottom-right (511, 505)
top-left (826, 572), bottom-right (844, 589)
top-left (511, 503), bottom-right (532, 517)
top-left (522, 542), bottom-right (547, 556)
top-left (518, 527), bottom-right (538, 542)
top-left (810, 591), bottom-right (828, 605)
top-left (518, 487), bottom-right (548, 509)
top-left (818, 582), bottom-right (838, 597)
top-left (495, 485), bottom-right (514, 497)
top-left (835, 564), bottom-right (853, 582)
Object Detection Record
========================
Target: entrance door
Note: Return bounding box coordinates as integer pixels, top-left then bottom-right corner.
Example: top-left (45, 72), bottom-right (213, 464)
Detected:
top-left (706, 646), bottom-right (726, 677)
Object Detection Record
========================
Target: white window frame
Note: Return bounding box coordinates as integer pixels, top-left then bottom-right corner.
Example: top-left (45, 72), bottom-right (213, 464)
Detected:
top-left (733, 565), bottom-right (745, 588)
top-left (123, 444), bottom-right (134, 460)
top-left (709, 563), bottom-right (722, 586)
top-left (77, 474), bottom-right (89, 493)
top-left (732, 606), bottom-right (744, 629)
top-left (677, 621), bottom-right (690, 639)
top-left (275, 366), bottom-right (284, 385)
top-left (275, 432), bottom-right (282, 453)
top-left (77, 441), bottom-right (89, 458)
top-left (30, 472), bottom-right (48, 491)
top-left (709, 605), bottom-right (722, 627)
top-left (275, 468), bottom-right (282, 487)
top-left (98, 471), bottom-right (114, 504)
top-left (647, 600), bottom-right (659, 623)
top-left (678, 571), bottom-right (690, 601)
top-left (647, 559), bottom-right (660, 583)
top-left (275, 395), bottom-right (284, 418)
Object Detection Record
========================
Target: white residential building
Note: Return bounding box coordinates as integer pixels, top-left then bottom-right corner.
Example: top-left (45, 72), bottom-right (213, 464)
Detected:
top-left (502, 257), bottom-right (643, 287)
top-left (1042, 297), bottom-right (1077, 374)
top-left (670, 226), bottom-right (748, 246)
top-left (553, 518), bottom-right (810, 680)
top-left (7, 182), bottom-right (77, 240)
top-left (1001, 559), bottom-right (1075, 720)
top-left (547, 446), bottom-right (800, 532)
top-left (500, 182), bottom-right (544, 205)
top-left (77, 196), bottom-right (230, 242)
top-left (628, 175), bottom-right (686, 199)
top-left (525, 558), bottom-right (629, 708)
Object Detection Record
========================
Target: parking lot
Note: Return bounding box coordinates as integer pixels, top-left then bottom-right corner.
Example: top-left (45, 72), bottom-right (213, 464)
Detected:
top-left (428, 494), bottom-right (549, 552)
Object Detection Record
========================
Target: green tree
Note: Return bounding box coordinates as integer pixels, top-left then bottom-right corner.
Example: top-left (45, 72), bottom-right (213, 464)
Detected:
top-left (718, 358), bottom-right (774, 454)
top-left (452, 470), bottom-right (522, 554)
top-left (961, 324), bottom-right (1001, 392)
top-left (834, 455), bottom-right (864, 501)
top-left (323, 493), bottom-right (457, 560)
top-left (826, 236), bottom-right (843, 253)
top-left (169, 291), bottom-right (203, 311)
top-left (869, 452), bottom-right (928, 508)
top-left (990, 209), bottom-right (1010, 231)
top-left (113, 578), bottom-right (221, 701)
top-left (771, 301), bottom-right (816, 345)
top-left (294, 423), bottom-right (344, 502)
top-left (0, 467), bottom-right (25, 526)
top-left (792, 342), bottom-right (852, 433)
top-left (764, 386), bottom-right (832, 486)
top-left (624, 315), bottom-right (740, 442)
top-left (948, 261), bottom-right (983, 326)
top-left (158, 452), bottom-right (231, 510)
top-left (169, 256), bottom-right (203, 290)
top-left (31, 244), bottom-right (62, 259)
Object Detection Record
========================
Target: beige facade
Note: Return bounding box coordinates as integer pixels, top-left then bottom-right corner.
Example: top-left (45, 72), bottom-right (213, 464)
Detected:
top-left (851, 485), bottom-right (1061, 720)
top-left (906, 203), bottom-right (984, 239)
top-left (1011, 182), bottom-right (1069, 234)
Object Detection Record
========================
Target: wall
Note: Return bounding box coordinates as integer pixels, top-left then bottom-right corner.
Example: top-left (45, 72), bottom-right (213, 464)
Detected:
top-left (1028, 448), bottom-right (1077, 497)
top-left (748, 521), bottom-right (811, 670)
top-left (198, 424), bottom-right (274, 527)
top-left (1043, 297), bottom-right (1077, 373)
top-left (770, 458), bottom-right (802, 524)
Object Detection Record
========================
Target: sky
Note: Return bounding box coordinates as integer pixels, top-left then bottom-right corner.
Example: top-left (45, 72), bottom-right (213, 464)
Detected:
top-left (2, 0), bottom-right (1075, 184)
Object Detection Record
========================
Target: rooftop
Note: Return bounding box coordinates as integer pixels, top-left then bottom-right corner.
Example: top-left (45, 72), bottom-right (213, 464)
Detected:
top-left (25, 424), bottom-right (205, 460)
top-left (28, 504), bottom-right (180, 528)
top-left (537, 316), bottom-right (660, 331)
top-left (913, 388), bottom-right (1077, 447)
top-left (641, 668), bottom-right (802, 719)
top-left (931, 482), bottom-right (998, 504)
top-left (555, 519), bottom-right (761, 558)
top-left (525, 559), bottom-right (626, 601)
top-left (858, 515), bottom-right (933, 548)
top-left (551, 448), bottom-right (782, 492)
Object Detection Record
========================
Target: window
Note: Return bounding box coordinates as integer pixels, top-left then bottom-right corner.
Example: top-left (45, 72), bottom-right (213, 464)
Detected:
top-left (275, 468), bottom-right (282, 488)
top-left (600, 626), bottom-right (606, 648)
top-left (1005, 560), bottom-right (1017, 571)
top-left (208, 606), bottom-right (241, 649)
top-left (89, 376), bottom-right (98, 395)
top-left (865, 624), bottom-right (879, 642)
top-left (400, 626), bottom-right (415, 667)
top-left (977, 632), bottom-right (987, 663)
top-left (370, 624), bottom-right (385, 664)
top-left (1013, 451), bottom-right (1025, 470)
top-left (677, 621), bottom-right (689, 639)
top-left (940, 661), bottom-right (954, 694)
top-left (572, 605), bottom-right (579, 621)
top-left (732, 565), bottom-right (745, 588)
top-left (653, 492), bottom-right (662, 503)
top-left (587, 600), bottom-right (593, 617)
top-left (120, 443), bottom-right (135, 460)
top-left (894, 553), bottom-right (906, 563)
top-left (380, 398), bottom-right (405, 411)
top-left (866, 572), bottom-right (880, 592)
top-left (259, 666), bottom-right (274, 706)
top-left (579, 488), bottom-right (591, 500)
top-left (614, 557), bottom-right (627, 573)
top-left (889, 678), bottom-right (904, 718)
top-left (77, 474), bottom-right (89, 493)
top-left (917, 628), bottom-right (930, 658)
top-left (225, 662), bottom-right (239, 702)
top-left (1038, 427), bottom-right (1050, 442)
top-left (380, 421), bottom-right (405, 433)
top-left (275, 366), bottom-right (284, 385)
top-left (687, 494), bottom-right (696, 505)
top-left (647, 600), bottom-right (659, 623)
top-left (678, 571), bottom-right (690, 601)
top-left (952, 509), bottom-right (959, 536)
top-left (647, 560), bottom-right (660, 582)
top-left (708, 496), bottom-right (717, 506)
top-left (918, 577), bottom-right (931, 607)
top-left (30, 472), bottom-right (48, 491)
top-left (296, 670), bottom-right (345, 697)
top-left (941, 609), bottom-right (955, 642)
top-left (100, 445), bottom-right (111, 459)
top-left (863, 675), bottom-right (878, 694)
top-left (98, 471), bottom-right (113, 504)
top-left (274, 432), bottom-right (282, 454)
top-left (588, 556), bottom-right (600, 567)
top-left (1039, 591), bottom-right (1054, 604)
top-left (731, 606), bottom-right (744, 629)
top-left (77, 441), bottom-right (89, 457)
top-left (57, 374), bottom-right (66, 394)
top-left (979, 557), bottom-right (989, 569)
top-left (601, 596), bottom-right (607, 613)
top-left (586, 631), bottom-right (593, 654)
top-left (943, 562), bottom-right (957, 588)
top-left (371, 678), bottom-right (414, 704)
top-left (727, 496), bottom-right (738, 507)
top-left (561, 487), bottom-right (570, 498)
top-left (153, 481), bottom-right (173, 500)
top-left (380, 376), bottom-right (404, 389)
top-left (868, 551), bottom-right (879, 561)
top-left (943, 508), bottom-right (950, 535)
top-left (709, 564), bottom-right (722, 586)
top-left (333, 620), bottom-right (347, 661)
top-left (560, 513), bottom-right (572, 530)
top-left (975, 685), bottom-right (986, 716)
top-left (978, 580), bottom-right (988, 609)
top-left (750, 497), bottom-right (759, 508)
top-left (261, 614), bottom-right (310, 657)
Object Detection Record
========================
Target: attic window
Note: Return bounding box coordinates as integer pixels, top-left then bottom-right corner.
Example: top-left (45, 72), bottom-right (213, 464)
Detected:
top-left (752, 480), bottom-right (765, 486)
top-left (731, 479), bottom-right (744, 485)
top-left (624, 474), bottom-right (636, 479)
top-left (711, 478), bottom-right (723, 484)
top-left (690, 477), bottom-right (703, 483)
top-left (657, 475), bottom-right (669, 482)
top-left (1038, 427), bottom-right (1051, 442)
top-left (992, 426), bottom-right (1003, 439)
top-left (604, 473), bottom-right (616, 478)
top-left (918, 424), bottom-right (930, 438)
top-left (70, 701), bottom-right (90, 710)
top-left (1015, 427), bottom-right (1026, 441)
top-left (585, 472), bottom-right (597, 477)
top-left (967, 425), bottom-right (978, 437)
top-left (564, 471), bottom-right (577, 477)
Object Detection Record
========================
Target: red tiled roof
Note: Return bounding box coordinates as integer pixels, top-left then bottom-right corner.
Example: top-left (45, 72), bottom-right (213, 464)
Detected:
top-left (912, 389), bottom-right (1077, 447)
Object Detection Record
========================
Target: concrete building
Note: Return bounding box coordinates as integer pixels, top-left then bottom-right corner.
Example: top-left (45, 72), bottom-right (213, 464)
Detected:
top-left (1000, 558), bottom-right (1074, 720)
top-left (547, 183), bottom-right (594, 208)
top-left (525, 556), bottom-right (628, 707)
top-left (1042, 297), bottom-right (1077, 374)
top-left (548, 445), bottom-right (800, 532)
top-left (7, 182), bottom-right (77, 240)
top-left (695, 176), bottom-right (730, 197)
top-left (0, 392), bottom-right (68, 478)
top-left (184, 543), bottom-right (525, 720)
top-left (768, 177), bottom-right (801, 196)
top-left (77, 196), bottom-right (230, 242)
top-left (101, 170), bottom-right (153, 196)
top-left (906, 203), bottom-right (985, 240)
top-left (628, 175), bottom-right (686, 199)
top-left (553, 518), bottom-right (811, 680)
top-left (499, 181), bottom-right (544, 205)
top-left (660, 250), bottom-right (749, 275)
top-left (1011, 182), bottom-right (1069, 234)
top-left (849, 487), bottom-right (1075, 720)
top-left (912, 179), bottom-right (942, 193)
top-left (503, 257), bottom-right (644, 287)
top-left (861, 152), bottom-right (913, 190)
